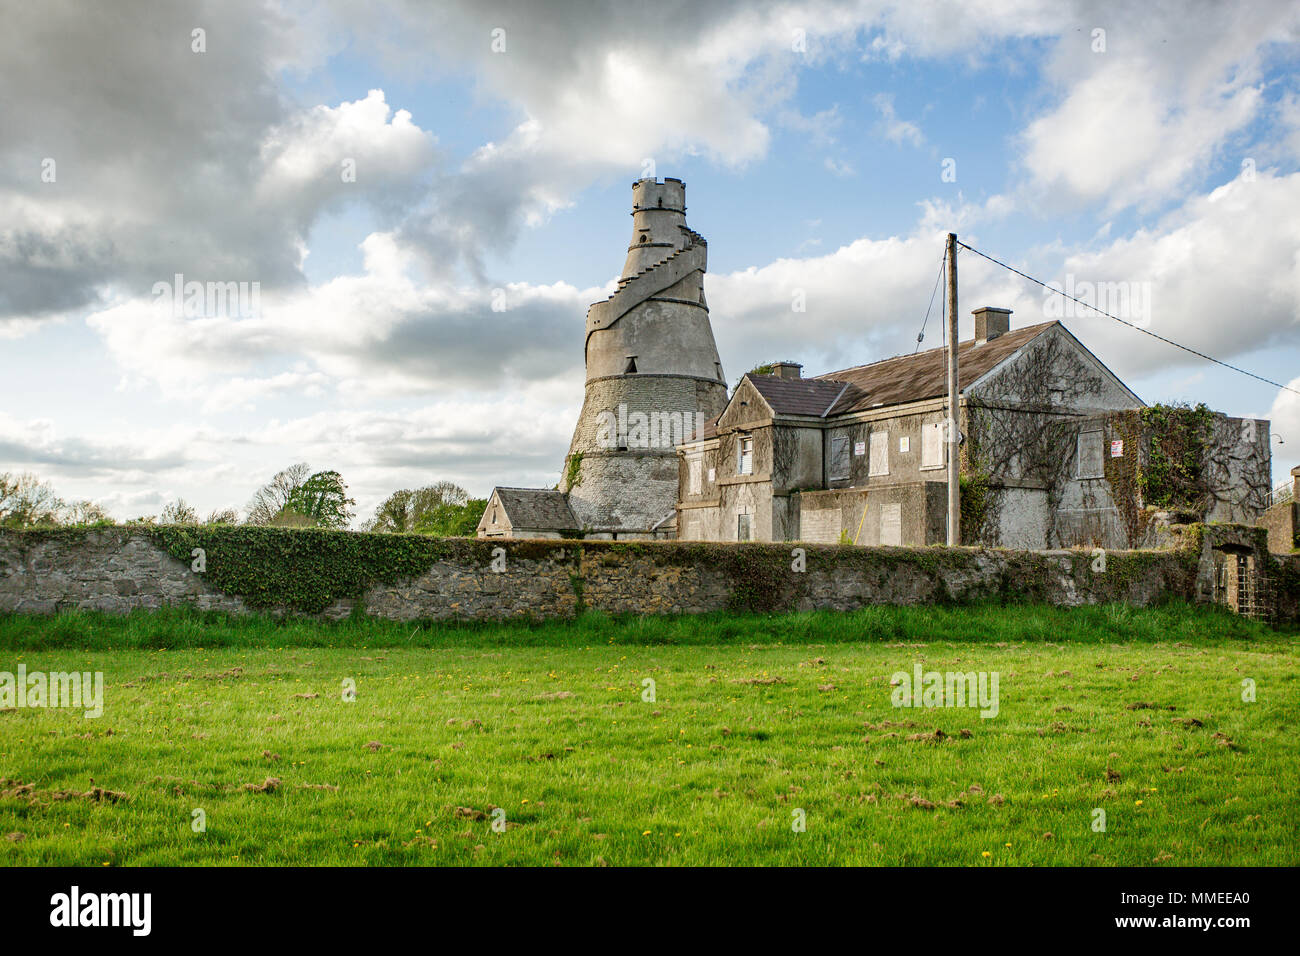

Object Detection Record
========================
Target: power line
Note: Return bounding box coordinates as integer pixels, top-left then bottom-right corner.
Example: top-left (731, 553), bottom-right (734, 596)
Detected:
top-left (955, 240), bottom-right (1300, 398)
top-left (913, 254), bottom-right (945, 353)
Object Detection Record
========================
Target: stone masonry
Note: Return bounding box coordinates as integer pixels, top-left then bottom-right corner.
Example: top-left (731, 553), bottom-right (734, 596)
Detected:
top-left (3, 527), bottom-right (1296, 624)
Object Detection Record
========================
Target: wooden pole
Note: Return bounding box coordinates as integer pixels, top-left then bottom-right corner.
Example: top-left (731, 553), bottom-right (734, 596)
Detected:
top-left (946, 233), bottom-right (961, 547)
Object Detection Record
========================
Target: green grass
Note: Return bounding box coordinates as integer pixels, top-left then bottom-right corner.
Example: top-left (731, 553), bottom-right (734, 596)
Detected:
top-left (0, 603), bottom-right (1296, 866)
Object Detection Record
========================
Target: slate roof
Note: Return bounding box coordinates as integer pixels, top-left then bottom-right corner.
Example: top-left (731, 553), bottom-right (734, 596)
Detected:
top-left (491, 487), bottom-right (578, 531)
top-left (810, 321), bottom-right (1057, 415)
top-left (745, 375), bottom-right (866, 418)
top-left (693, 321), bottom-right (1062, 442)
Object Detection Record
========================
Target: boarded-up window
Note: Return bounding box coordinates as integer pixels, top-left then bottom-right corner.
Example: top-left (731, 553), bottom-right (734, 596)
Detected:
top-left (869, 430), bottom-right (889, 476)
top-left (829, 435), bottom-right (850, 480)
top-left (800, 508), bottom-right (842, 543)
top-left (879, 503), bottom-right (902, 545)
top-left (688, 457), bottom-right (702, 495)
top-left (921, 421), bottom-right (944, 469)
top-left (737, 513), bottom-right (751, 541)
top-left (738, 435), bottom-right (753, 475)
top-left (1077, 430), bottom-right (1104, 479)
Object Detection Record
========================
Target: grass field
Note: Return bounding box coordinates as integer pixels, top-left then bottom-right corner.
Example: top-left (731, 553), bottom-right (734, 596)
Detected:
top-left (1, 603), bottom-right (1297, 866)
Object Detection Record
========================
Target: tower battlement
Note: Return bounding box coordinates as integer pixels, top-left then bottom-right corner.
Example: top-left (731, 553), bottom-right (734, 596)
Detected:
top-left (631, 177), bottom-right (686, 213)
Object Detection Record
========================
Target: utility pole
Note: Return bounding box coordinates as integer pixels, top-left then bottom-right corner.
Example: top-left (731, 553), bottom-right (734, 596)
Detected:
top-left (945, 233), bottom-right (961, 547)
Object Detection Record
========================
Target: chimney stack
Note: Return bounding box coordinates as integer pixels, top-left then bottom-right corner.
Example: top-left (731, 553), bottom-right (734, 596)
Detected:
top-left (973, 306), bottom-right (1012, 345)
top-left (771, 361), bottom-right (802, 380)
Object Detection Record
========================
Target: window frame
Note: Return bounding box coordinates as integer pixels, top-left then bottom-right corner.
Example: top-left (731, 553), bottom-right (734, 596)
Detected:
top-left (737, 435), bottom-right (753, 475)
top-left (829, 434), bottom-right (851, 481)
top-left (920, 421), bottom-right (945, 471)
top-left (1076, 430), bottom-right (1105, 479)
top-left (868, 430), bottom-right (890, 477)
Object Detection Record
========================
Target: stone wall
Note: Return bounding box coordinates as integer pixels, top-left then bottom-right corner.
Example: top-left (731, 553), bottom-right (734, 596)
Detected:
top-left (1260, 499), bottom-right (1297, 554)
top-left (2, 526), bottom-right (1296, 624)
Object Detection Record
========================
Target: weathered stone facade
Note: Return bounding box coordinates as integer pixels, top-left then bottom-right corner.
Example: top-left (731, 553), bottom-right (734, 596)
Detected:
top-left (3, 526), bottom-right (1296, 623)
top-left (1259, 466), bottom-right (1299, 554)
top-left (0, 530), bottom-right (249, 616)
top-left (678, 317), bottom-right (1274, 551)
top-left (479, 177), bottom-right (727, 540)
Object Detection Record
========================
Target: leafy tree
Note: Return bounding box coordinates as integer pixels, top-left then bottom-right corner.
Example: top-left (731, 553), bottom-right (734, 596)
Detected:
top-left (414, 497), bottom-right (488, 537)
top-left (0, 472), bottom-right (64, 527)
top-left (246, 463), bottom-right (311, 525)
top-left (365, 482), bottom-right (470, 533)
top-left (160, 498), bottom-right (198, 525)
top-left (283, 470), bottom-right (355, 529)
top-left (65, 500), bottom-right (113, 525)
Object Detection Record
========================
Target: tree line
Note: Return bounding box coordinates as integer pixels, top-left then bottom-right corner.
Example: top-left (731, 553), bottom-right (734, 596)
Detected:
top-left (0, 465), bottom-right (486, 536)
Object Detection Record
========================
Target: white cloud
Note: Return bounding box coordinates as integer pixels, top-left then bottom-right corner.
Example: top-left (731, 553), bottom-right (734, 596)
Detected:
top-left (84, 230), bottom-right (606, 406)
top-left (1018, 0), bottom-right (1299, 212)
top-left (873, 93), bottom-right (925, 147)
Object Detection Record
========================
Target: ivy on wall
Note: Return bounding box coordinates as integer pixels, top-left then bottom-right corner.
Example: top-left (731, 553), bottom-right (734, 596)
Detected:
top-left (145, 526), bottom-right (485, 613)
top-left (958, 445), bottom-right (997, 545)
top-left (9, 523), bottom-right (1294, 622)
top-left (1104, 403), bottom-right (1216, 546)
top-left (1139, 402), bottom-right (1215, 511)
top-left (564, 453), bottom-right (584, 490)
top-left (1103, 410), bottom-right (1148, 545)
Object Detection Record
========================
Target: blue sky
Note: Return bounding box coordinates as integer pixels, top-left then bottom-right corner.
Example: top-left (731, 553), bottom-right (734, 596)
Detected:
top-left (2, 0), bottom-right (1298, 523)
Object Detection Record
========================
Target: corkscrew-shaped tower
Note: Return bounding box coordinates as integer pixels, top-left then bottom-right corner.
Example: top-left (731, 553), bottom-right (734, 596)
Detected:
top-left (561, 178), bottom-right (727, 537)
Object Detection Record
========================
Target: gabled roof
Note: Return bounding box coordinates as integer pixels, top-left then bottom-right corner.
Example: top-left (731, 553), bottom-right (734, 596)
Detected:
top-left (745, 375), bottom-right (867, 417)
top-left (489, 487), bottom-right (578, 530)
top-left (695, 320), bottom-right (1095, 443)
top-left (812, 321), bottom-right (1057, 414)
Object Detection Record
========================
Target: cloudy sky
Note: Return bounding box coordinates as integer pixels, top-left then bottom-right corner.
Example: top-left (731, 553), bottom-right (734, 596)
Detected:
top-left (3, 0), bottom-right (1299, 524)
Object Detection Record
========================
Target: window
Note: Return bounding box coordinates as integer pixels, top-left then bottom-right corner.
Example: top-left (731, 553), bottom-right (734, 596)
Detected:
top-left (868, 430), bottom-right (889, 476)
top-left (688, 457), bottom-right (702, 495)
top-left (737, 513), bottom-right (751, 541)
top-left (738, 435), bottom-right (753, 475)
top-left (921, 421), bottom-right (945, 469)
top-left (624, 356), bottom-right (638, 373)
top-left (829, 435), bottom-right (850, 480)
top-left (1076, 430), bottom-right (1104, 479)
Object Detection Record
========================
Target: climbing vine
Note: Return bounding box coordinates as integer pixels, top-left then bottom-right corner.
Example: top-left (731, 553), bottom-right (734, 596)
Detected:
top-left (144, 525), bottom-right (476, 613)
top-left (1138, 402), bottom-right (1215, 511)
top-left (564, 453), bottom-right (584, 490)
top-left (1103, 410), bottom-right (1148, 546)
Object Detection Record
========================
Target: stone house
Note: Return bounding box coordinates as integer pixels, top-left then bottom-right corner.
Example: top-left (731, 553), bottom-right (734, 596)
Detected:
top-left (477, 177), bottom-right (1274, 549)
top-left (478, 488), bottom-right (579, 540)
top-left (676, 310), bottom-right (1272, 549)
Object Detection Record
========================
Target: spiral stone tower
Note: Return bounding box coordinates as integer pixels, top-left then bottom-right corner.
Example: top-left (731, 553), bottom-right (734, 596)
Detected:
top-left (560, 177), bottom-right (728, 537)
